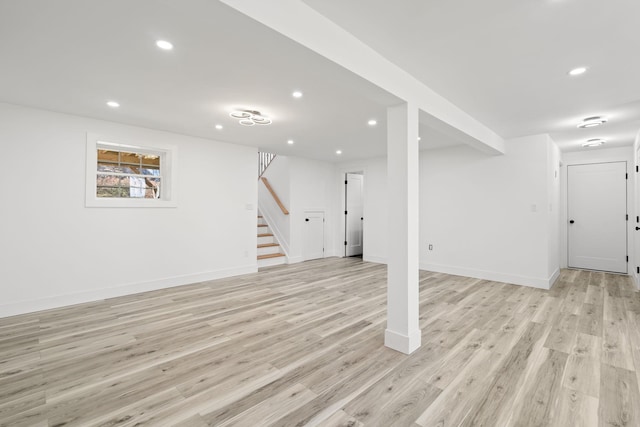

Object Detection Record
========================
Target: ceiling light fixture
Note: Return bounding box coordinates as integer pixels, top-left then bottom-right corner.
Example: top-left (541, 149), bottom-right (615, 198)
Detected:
top-left (577, 116), bottom-right (607, 128)
top-left (215, 124), bottom-right (223, 130)
top-left (418, 137), bottom-right (421, 141)
top-left (156, 40), bottom-right (174, 50)
top-left (292, 91), bottom-right (303, 98)
top-left (582, 138), bottom-right (606, 147)
top-left (106, 101), bottom-right (120, 108)
top-left (568, 67), bottom-right (587, 76)
top-left (368, 119), bottom-right (377, 126)
top-left (287, 139), bottom-right (294, 145)
top-left (229, 109), bottom-right (272, 126)
top-left (336, 150), bottom-right (342, 155)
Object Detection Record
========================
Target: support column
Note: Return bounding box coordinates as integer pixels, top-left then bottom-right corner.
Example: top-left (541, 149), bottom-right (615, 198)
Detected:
top-left (385, 102), bottom-right (421, 354)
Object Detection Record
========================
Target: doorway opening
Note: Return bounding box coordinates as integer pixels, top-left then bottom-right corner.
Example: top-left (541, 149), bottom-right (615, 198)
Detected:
top-left (345, 172), bottom-right (364, 258)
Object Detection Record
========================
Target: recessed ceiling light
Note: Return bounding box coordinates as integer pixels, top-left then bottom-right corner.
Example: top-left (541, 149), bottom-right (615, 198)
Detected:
top-left (336, 150), bottom-right (342, 155)
top-left (292, 91), bottom-right (303, 98)
top-left (582, 138), bottom-right (606, 147)
top-left (156, 40), bottom-right (173, 50)
top-left (368, 119), bottom-right (377, 126)
top-left (577, 116), bottom-right (607, 128)
top-left (568, 67), bottom-right (587, 76)
top-left (215, 124), bottom-right (223, 130)
top-left (418, 137), bottom-right (421, 141)
top-left (106, 101), bottom-right (120, 108)
top-left (287, 140), bottom-right (294, 145)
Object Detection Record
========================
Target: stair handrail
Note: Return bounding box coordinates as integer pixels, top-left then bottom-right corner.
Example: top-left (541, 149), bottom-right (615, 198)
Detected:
top-left (260, 177), bottom-right (289, 215)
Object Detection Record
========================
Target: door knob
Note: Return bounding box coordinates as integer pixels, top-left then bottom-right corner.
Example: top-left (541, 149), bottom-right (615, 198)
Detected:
top-left (305, 218), bottom-right (309, 222)
top-left (636, 227), bottom-right (640, 231)
top-left (569, 220), bottom-right (575, 224)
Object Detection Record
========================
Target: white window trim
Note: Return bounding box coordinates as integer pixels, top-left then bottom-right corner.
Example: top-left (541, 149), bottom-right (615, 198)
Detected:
top-left (85, 133), bottom-right (178, 208)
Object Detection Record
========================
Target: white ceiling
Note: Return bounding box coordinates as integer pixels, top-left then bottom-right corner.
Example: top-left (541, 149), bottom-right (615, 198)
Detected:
top-left (303, 0), bottom-right (640, 153)
top-left (1, 1), bottom-right (638, 161)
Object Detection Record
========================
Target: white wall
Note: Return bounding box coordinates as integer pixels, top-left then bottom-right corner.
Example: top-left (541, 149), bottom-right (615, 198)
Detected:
top-left (337, 134), bottom-right (561, 289)
top-left (289, 157), bottom-right (337, 261)
top-left (420, 135), bottom-right (559, 288)
top-left (560, 146), bottom-right (635, 272)
top-left (0, 103), bottom-right (257, 317)
top-left (260, 155), bottom-right (337, 262)
top-left (547, 139), bottom-right (561, 281)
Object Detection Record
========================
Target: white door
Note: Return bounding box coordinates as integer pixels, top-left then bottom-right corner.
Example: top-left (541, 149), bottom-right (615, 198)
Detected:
top-left (303, 211), bottom-right (324, 261)
top-left (345, 173), bottom-right (364, 256)
top-left (636, 148), bottom-right (640, 280)
top-left (568, 162), bottom-right (627, 273)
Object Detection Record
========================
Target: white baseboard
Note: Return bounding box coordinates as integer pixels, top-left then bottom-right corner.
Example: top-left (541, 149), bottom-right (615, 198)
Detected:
top-left (420, 262), bottom-right (554, 290)
top-left (287, 256), bottom-right (304, 264)
top-left (363, 255), bottom-right (387, 264)
top-left (384, 328), bottom-right (421, 354)
top-left (0, 264), bottom-right (257, 319)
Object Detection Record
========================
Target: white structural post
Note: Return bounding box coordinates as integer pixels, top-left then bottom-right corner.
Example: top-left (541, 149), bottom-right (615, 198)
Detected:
top-left (385, 102), bottom-right (421, 354)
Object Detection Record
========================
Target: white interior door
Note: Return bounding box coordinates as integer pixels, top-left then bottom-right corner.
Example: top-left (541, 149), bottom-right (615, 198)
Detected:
top-left (636, 148), bottom-right (640, 281)
top-left (568, 162), bottom-right (627, 273)
top-left (303, 211), bottom-right (324, 261)
top-left (345, 173), bottom-right (364, 256)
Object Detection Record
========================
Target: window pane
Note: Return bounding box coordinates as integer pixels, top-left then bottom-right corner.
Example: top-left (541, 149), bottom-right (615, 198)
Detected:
top-left (141, 155), bottom-right (160, 167)
top-left (97, 149), bottom-right (119, 163)
top-left (98, 163), bottom-right (139, 174)
top-left (145, 178), bottom-right (160, 199)
top-left (141, 166), bottom-right (160, 176)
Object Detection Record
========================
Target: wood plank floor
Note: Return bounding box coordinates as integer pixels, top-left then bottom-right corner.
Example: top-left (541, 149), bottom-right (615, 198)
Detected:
top-left (1, 258), bottom-right (640, 426)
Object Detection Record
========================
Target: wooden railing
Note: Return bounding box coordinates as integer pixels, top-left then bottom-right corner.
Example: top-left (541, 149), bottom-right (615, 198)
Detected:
top-left (258, 152), bottom-right (276, 177)
top-left (260, 177), bottom-right (289, 215)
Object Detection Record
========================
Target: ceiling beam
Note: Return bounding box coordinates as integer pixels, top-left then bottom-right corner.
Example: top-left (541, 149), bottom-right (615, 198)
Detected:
top-left (220, 0), bottom-right (505, 155)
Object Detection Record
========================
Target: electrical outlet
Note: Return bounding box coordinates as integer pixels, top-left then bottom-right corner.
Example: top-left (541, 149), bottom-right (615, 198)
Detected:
top-left (428, 244), bottom-right (433, 251)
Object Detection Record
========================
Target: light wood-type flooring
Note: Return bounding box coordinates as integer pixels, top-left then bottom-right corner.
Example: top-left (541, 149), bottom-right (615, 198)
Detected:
top-left (1, 258), bottom-right (640, 426)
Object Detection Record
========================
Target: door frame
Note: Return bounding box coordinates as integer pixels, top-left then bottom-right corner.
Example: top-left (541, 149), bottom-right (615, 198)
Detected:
top-left (345, 172), bottom-right (364, 257)
top-left (336, 167), bottom-right (366, 259)
top-left (560, 149), bottom-right (634, 272)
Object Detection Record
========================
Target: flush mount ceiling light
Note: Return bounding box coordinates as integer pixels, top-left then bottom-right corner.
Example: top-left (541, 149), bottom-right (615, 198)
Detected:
top-left (229, 110), bottom-right (272, 126)
top-left (368, 119), bottom-right (377, 126)
top-left (336, 150), bottom-right (342, 155)
top-left (287, 140), bottom-right (294, 145)
top-left (577, 116), bottom-right (607, 128)
top-left (215, 124), bottom-right (223, 130)
top-left (292, 91), bottom-right (303, 98)
top-left (568, 67), bottom-right (587, 76)
top-left (582, 138), bottom-right (606, 147)
top-left (156, 40), bottom-right (173, 50)
top-left (106, 101), bottom-right (120, 108)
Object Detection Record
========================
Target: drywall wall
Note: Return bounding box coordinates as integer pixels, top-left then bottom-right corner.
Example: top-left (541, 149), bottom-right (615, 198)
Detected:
top-left (289, 157), bottom-right (337, 261)
top-left (547, 138), bottom-right (561, 282)
top-left (420, 135), bottom-right (557, 288)
top-left (560, 146), bottom-right (635, 271)
top-left (336, 135), bottom-right (560, 288)
top-left (0, 103), bottom-right (257, 317)
top-left (260, 155), bottom-right (337, 262)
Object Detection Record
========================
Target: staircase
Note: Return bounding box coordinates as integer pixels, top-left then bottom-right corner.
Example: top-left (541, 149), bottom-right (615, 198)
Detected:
top-left (257, 215), bottom-right (286, 267)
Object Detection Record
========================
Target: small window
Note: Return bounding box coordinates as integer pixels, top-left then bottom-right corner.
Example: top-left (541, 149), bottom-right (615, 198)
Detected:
top-left (96, 148), bottom-right (162, 199)
top-left (86, 133), bottom-right (177, 208)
